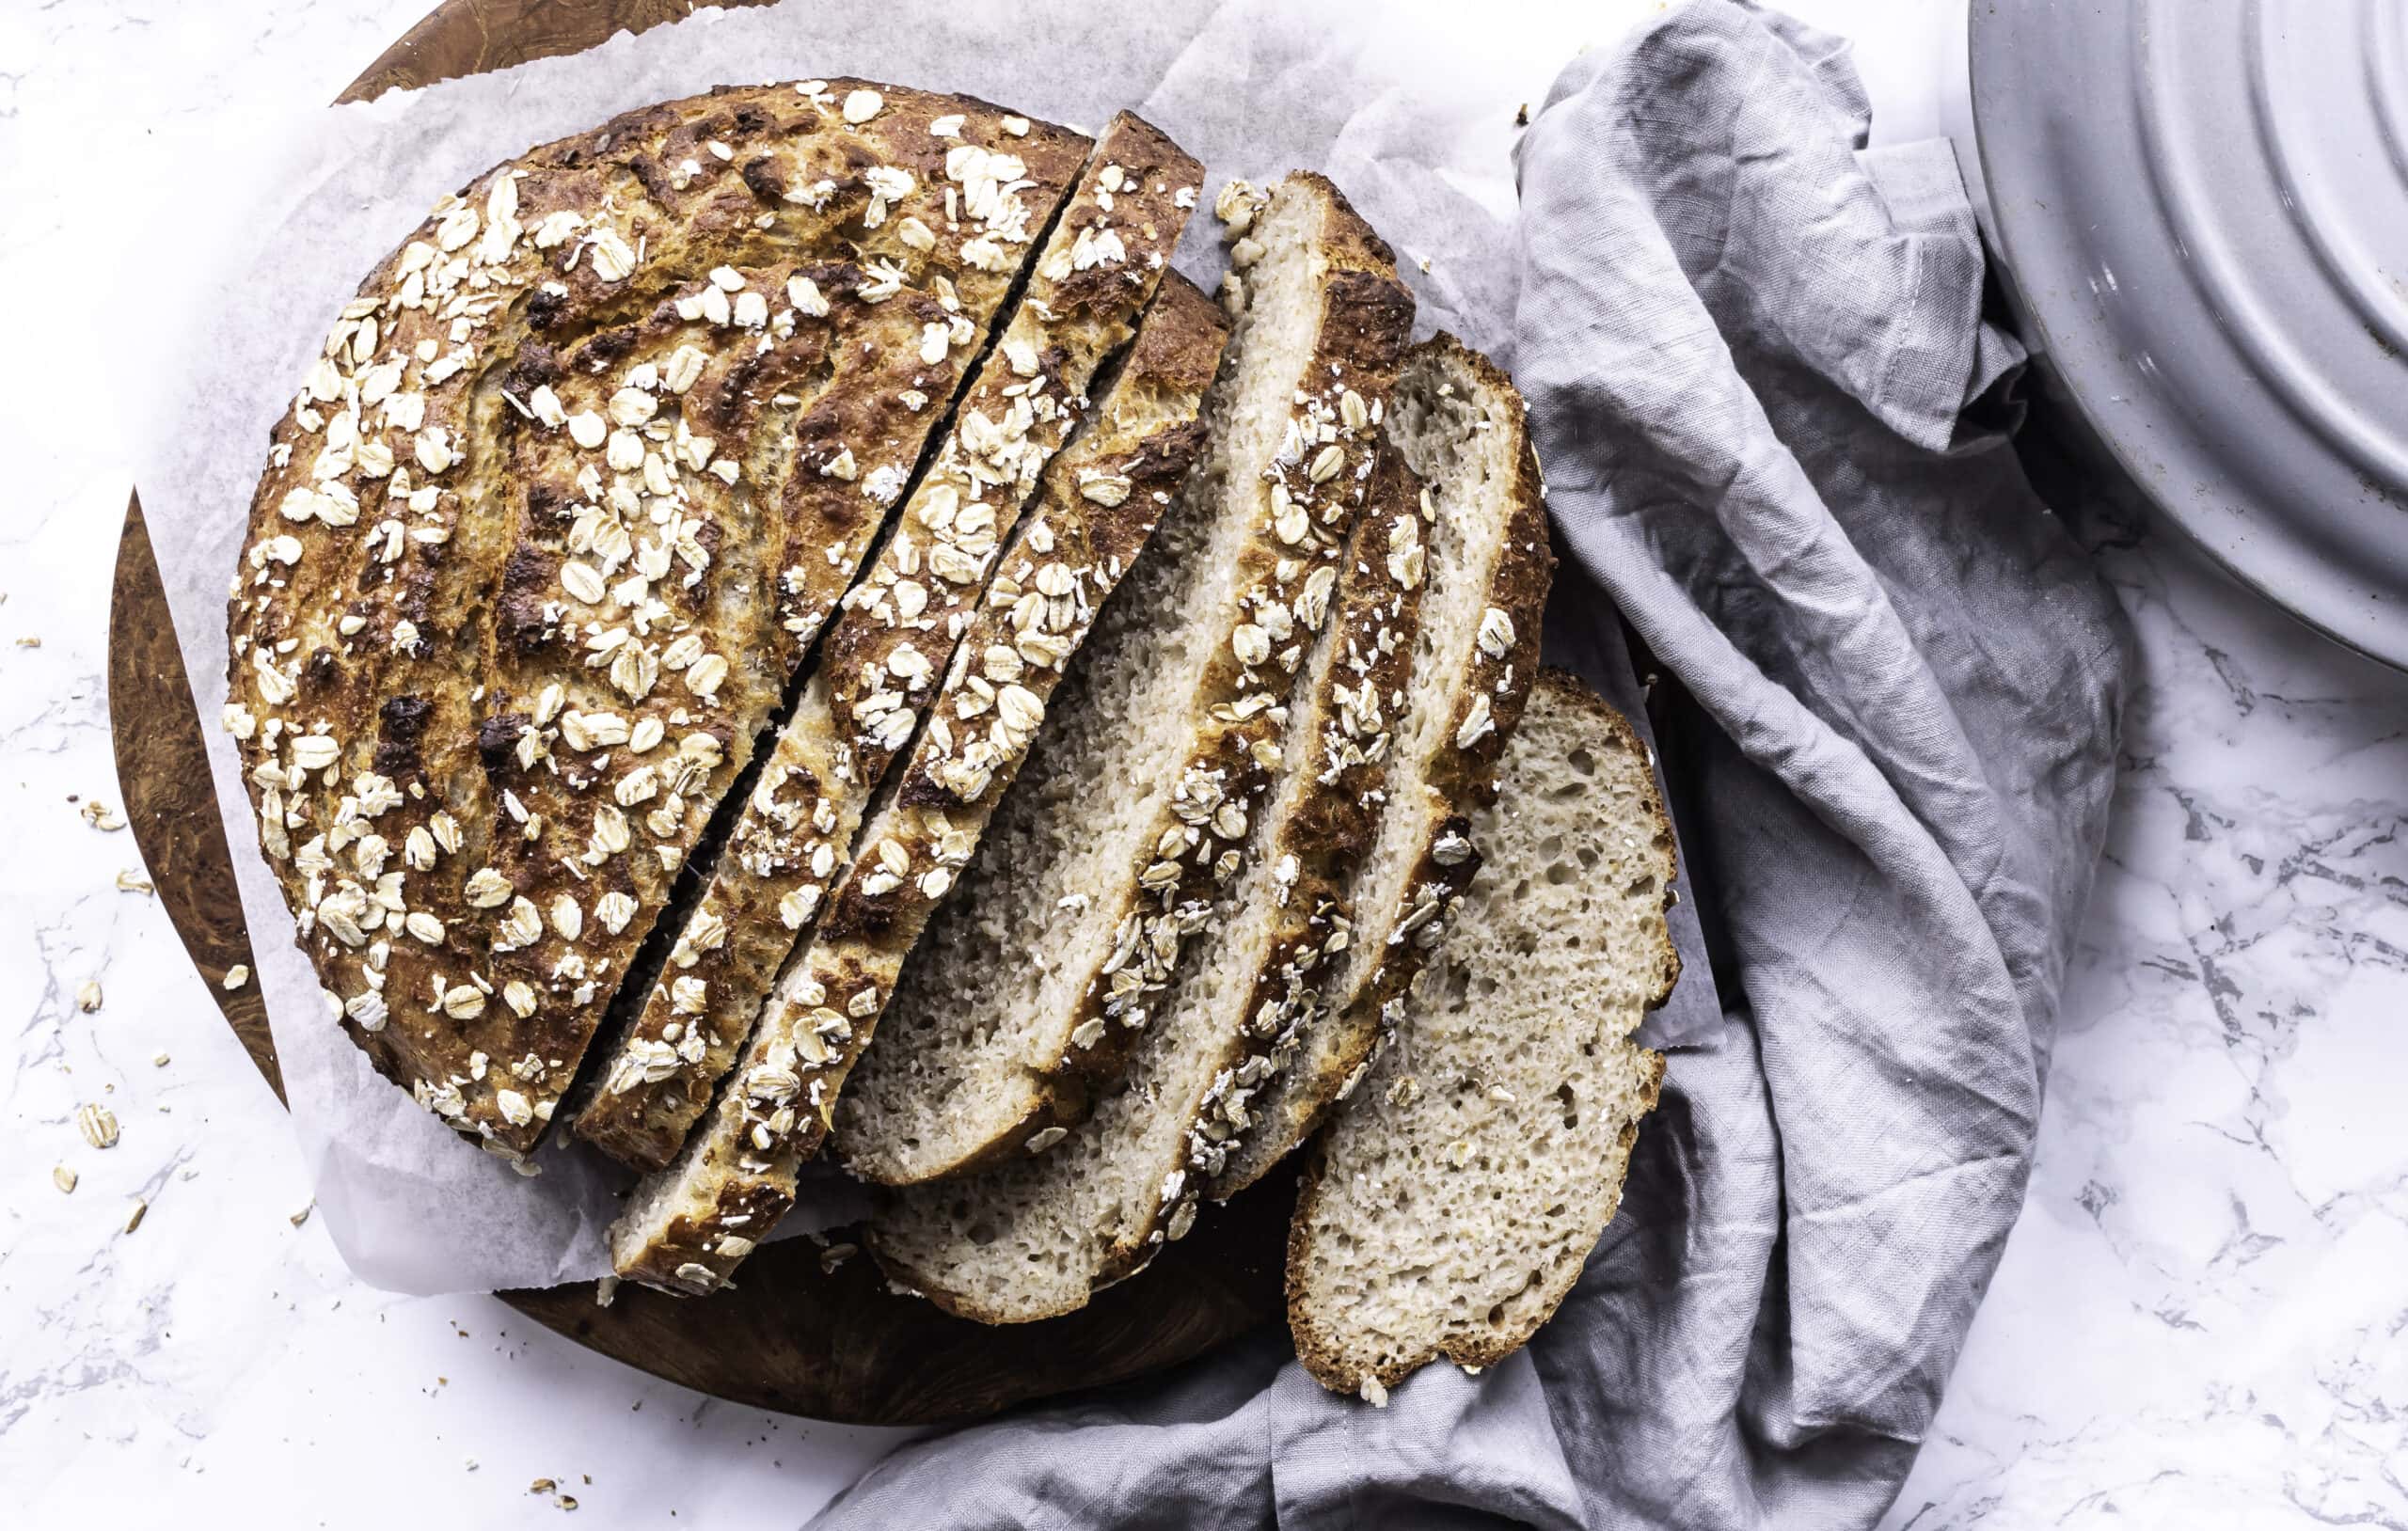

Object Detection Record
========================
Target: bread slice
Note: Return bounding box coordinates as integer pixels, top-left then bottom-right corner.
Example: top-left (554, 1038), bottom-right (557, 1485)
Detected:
top-left (575, 114), bottom-right (1203, 1172)
top-left (862, 450), bottom-right (1424, 1321)
top-left (607, 275), bottom-right (1228, 1292)
top-left (1208, 338), bottom-right (1553, 1197)
top-left (835, 173), bottom-right (1415, 1189)
top-left (1285, 671), bottom-right (1678, 1398)
top-left (224, 83), bottom-right (1089, 1158)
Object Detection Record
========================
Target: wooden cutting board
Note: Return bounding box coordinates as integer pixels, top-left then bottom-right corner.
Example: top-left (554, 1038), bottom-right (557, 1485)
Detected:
top-left (108, 0), bottom-right (1286, 1427)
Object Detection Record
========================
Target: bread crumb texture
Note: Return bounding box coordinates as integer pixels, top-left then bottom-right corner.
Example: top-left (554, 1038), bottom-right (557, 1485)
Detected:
top-left (1287, 671), bottom-right (1676, 1392)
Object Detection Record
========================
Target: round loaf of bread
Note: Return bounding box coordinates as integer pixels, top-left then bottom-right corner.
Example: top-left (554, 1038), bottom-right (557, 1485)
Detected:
top-left (221, 81), bottom-right (1088, 1157)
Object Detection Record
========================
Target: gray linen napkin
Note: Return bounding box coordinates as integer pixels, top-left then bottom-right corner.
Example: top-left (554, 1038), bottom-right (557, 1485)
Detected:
top-left (808, 4), bottom-right (2128, 1525)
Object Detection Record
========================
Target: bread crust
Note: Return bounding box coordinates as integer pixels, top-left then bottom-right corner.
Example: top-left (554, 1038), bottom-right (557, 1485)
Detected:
top-left (937, 172), bottom-right (1418, 1179)
top-left (573, 111), bottom-right (1202, 1172)
top-left (1210, 336), bottom-right (1556, 1197)
top-left (225, 81), bottom-right (1087, 1157)
top-left (610, 274), bottom-right (1227, 1294)
top-left (1283, 670), bottom-right (1680, 1395)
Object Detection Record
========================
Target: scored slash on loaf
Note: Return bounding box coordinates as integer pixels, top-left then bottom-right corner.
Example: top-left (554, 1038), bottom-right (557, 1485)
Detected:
top-left (230, 76), bottom-right (1677, 1393)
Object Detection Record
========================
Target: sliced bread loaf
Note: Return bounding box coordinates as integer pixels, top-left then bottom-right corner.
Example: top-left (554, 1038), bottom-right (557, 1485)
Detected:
top-left (835, 172), bottom-right (1416, 1188)
top-left (607, 275), bottom-right (1228, 1293)
top-left (1208, 338), bottom-right (1553, 1197)
top-left (862, 448), bottom-right (1426, 1321)
top-left (227, 85), bottom-right (1090, 1159)
top-left (1285, 670), bottom-right (1678, 1399)
top-left (576, 114), bottom-right (1202, 1172)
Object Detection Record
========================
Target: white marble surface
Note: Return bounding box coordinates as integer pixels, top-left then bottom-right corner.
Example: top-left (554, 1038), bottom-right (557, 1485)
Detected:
top-left (4, 2), bottom-right (2402, 1526)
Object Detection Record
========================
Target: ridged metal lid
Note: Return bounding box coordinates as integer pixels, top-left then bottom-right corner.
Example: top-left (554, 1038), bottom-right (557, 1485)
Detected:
top-left (1974, 0), bottom-right (2408, 668)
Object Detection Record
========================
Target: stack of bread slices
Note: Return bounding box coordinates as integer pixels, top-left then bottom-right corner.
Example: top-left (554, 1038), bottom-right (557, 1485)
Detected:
top-left (226, 80), bottom-right (1678, 1397)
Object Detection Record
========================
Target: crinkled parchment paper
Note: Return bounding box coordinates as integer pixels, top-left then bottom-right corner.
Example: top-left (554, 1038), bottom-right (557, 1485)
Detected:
top-left (134, 0), bottom-right (1715, 1295)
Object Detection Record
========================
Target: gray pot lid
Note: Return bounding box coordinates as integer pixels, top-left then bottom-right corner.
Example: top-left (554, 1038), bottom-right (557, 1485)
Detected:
top-left (1972, 0), bottom-right (2408, 669)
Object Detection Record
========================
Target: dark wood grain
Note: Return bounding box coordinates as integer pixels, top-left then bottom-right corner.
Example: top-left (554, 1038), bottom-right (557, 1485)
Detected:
top-left (109, 0), bottom-right (1286, 1426)
top-left (342, 0), bottom-right (782, 103)
top-left (505, 1165), bottom-right (1291, 1424)
top-left (110, 494), bottom-right (284, 1102)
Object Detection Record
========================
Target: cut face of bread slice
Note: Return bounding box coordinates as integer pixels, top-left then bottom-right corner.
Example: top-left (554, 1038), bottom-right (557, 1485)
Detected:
top-left (1285, 670), bottom-right (1678, 1398)
top-left (835, 172), bottom-right (1415, 1190)
top-left (607, 275), bottom-right (1227, 1294)
top-left (575, 114), bottom-right (1203, 1173)
top-left (1209, 338), bottom-right (1554, 1198)
top-left (863, 457), bottom-right (1430, 1322)
top-left (224, 83), bottom-right (1088, 1158)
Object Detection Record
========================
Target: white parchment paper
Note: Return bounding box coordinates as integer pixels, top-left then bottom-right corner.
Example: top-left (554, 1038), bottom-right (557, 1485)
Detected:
top-left (134, 0), bottom-right (1710, 1296)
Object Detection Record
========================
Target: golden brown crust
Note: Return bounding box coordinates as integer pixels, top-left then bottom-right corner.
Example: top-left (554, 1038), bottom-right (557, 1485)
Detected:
top-left (225, 81), bottom-right (1091, 1158)
top-left (575, 113), bottom-right (1204, 1174)
top-left (1211, 336), bottom-right (1557, 1197)
top-left (611, 275), bottom-right (1228, 1294)
top-left (1283, 671), bottom-right (1679, 1394)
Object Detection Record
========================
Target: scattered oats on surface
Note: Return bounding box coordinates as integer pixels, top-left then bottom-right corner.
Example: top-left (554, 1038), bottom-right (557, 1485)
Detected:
top-left (223, 964), bottom-right (250, 990)
top-left (152, 1052), bottom-right (170, 1068)
top-left (80, 799), bottom-right (125, 831)
top-left (52, 1165), bottom-right (76, 1194)
top-left (75, 1102), bottom-right (119, 1149)
top-left (290, 1200), bottom-right (314, 1227)
top-left (594, 1275), bottom-right (619, 1307)
top-left (116, 870), bottom-right (155, 895)
top-left (123, 1196), bottom-right (149, 1235)
top-left (75, 980), bottom-right (102, 1013)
